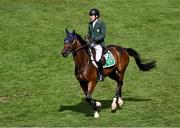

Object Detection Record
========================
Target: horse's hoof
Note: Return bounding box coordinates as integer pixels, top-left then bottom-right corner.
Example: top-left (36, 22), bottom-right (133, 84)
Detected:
top-left (94, 111), bottom-right (100, 118)
top-left (96, 101), bottom-right (101, 107)
top-left (111, 109), bottom-right (117, 113)
top-left (118, 98), bottom-right (124, 107)
top-left (111, 97), bottom-right (117, 111)
top-left (111, 103), bottom-right (117, 111)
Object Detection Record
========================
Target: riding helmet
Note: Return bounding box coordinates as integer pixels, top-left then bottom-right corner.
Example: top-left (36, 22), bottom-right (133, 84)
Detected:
top-left (89, 8), bottom-right (100, 17)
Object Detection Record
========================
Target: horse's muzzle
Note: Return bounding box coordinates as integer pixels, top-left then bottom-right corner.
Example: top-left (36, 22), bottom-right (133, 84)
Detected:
top-left (61, 50), bottom-right (70, 58)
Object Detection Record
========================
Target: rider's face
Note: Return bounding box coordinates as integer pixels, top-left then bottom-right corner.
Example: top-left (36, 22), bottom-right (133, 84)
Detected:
top-left (89, 15), bottom-right (96, 22)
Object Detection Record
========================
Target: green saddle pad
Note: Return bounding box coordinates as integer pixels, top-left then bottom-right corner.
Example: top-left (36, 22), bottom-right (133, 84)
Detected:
top-left (103, 51), bottom-right (116, 68)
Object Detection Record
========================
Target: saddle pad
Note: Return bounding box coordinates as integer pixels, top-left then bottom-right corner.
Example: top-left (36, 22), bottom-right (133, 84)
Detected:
top-left (103, 51), bottom-right (115, 68)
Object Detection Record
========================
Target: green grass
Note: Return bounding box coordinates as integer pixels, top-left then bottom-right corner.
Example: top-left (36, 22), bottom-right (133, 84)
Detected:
top-left (0, 0), bottom-right (180, 127)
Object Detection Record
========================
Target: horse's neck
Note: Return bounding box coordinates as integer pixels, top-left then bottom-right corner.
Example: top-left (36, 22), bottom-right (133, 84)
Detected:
top-left (73, 41), bottom-right (89, 69)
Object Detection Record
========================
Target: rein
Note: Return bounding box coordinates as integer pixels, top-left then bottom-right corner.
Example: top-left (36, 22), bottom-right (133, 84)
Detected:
top-left (72, 40), bottom-right (89, 54)
top-left (72, 39), bottom-right (91, 78)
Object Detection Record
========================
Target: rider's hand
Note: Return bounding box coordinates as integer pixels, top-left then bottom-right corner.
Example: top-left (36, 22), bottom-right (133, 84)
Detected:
top-left (84, 34), bottom-right (90, 40)
top-left (90, 38), bottom-right (96, 44)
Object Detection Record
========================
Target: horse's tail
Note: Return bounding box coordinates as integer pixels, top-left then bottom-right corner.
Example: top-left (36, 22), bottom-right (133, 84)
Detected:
top-left (125, 48), bottom-right (156, 71)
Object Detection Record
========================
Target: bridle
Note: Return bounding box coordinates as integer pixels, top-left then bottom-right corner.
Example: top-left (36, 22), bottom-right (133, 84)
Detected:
top-left (71, 39), bottom-right (89, 55)
top-left (63, 33), bottom-right (92, 78)
top-left (70, 39), bottom-right (91, 78)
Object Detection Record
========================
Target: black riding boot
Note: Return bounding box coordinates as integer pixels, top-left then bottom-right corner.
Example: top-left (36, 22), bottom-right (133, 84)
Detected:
top-left (97, 61), bottom-right (104, 81)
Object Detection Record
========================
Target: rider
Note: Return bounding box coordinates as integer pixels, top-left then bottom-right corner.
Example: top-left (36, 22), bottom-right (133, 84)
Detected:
top-left (88, 8), bottom-right (106, 81)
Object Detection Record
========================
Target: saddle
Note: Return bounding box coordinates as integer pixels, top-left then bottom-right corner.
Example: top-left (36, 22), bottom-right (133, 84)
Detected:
top-left (90, 48), bottom-right (116, 68)
top-left (84, 35), bottom-right (115, 68)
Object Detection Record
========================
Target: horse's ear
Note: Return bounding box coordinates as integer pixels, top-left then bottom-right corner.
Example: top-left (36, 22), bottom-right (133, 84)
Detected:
top-left (65, 28), bottom-right (69, 35)
top-left (73, 30), bottom-right (76, 35)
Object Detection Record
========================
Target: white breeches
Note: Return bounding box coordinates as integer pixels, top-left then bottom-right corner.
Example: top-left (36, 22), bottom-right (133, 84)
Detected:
top-left (91, 43), bottom-right (103, 62)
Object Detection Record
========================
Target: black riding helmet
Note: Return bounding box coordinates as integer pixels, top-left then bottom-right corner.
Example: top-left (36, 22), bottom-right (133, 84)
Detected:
top-left (89, 8), bottom-right (100, 17)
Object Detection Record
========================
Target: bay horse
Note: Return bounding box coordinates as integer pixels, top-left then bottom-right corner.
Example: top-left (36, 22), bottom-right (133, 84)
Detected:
top-left (61, 29), bottom-right (156, 118)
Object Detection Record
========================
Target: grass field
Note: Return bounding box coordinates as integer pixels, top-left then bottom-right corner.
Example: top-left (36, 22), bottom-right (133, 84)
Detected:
top-left (0, 0), bottom-right (180, 127)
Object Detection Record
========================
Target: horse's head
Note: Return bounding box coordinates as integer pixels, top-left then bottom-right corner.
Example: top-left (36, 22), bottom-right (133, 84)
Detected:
top-left (62, 28), bottom-right (77, 57)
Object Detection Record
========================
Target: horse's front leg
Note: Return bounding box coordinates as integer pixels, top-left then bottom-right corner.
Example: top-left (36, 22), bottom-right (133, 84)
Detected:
top-left (80, 81), bottom-right (88, 96)
top-left (86, 81), bottom-right (101, 118)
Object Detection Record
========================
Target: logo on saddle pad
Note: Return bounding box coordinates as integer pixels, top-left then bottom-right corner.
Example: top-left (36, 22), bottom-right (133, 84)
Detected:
top-left (103, 51), bottom-right (115, 68)
top-left (90, 50), bottom-right (116, 68)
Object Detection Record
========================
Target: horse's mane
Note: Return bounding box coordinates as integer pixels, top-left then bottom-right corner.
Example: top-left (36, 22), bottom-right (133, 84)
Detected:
top-left (75, 33), bottom-right (87, 45)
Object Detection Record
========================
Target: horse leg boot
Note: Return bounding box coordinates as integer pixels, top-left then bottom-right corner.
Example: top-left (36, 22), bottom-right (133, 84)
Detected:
top-left (97, 60), bottom-right (104, 81)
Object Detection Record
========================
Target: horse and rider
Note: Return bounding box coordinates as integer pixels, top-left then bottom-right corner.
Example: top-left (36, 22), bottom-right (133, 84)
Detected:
top-left (62, 8), bottom-right (156, 118)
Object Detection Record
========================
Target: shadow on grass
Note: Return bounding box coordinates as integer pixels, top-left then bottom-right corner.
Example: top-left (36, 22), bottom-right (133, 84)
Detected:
top-left (58, 99), bottom-right (112, 117)
top-left (58, 97), bottom-right (151, 117)
top-left (123, 97), bottom-right (151, 102)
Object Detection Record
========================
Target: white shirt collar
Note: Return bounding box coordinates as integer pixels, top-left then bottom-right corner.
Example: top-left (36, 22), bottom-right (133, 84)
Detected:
top-left (93, 19), bottom-right (98, 28)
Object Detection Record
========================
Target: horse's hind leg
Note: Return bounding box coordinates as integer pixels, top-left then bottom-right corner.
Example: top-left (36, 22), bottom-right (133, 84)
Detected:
top-left (111, 80), bottom-right (124, 111)
top-left (116, 80), bottom-right (124, 107)
top-left (109, 70), bottom-right (124, 111)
